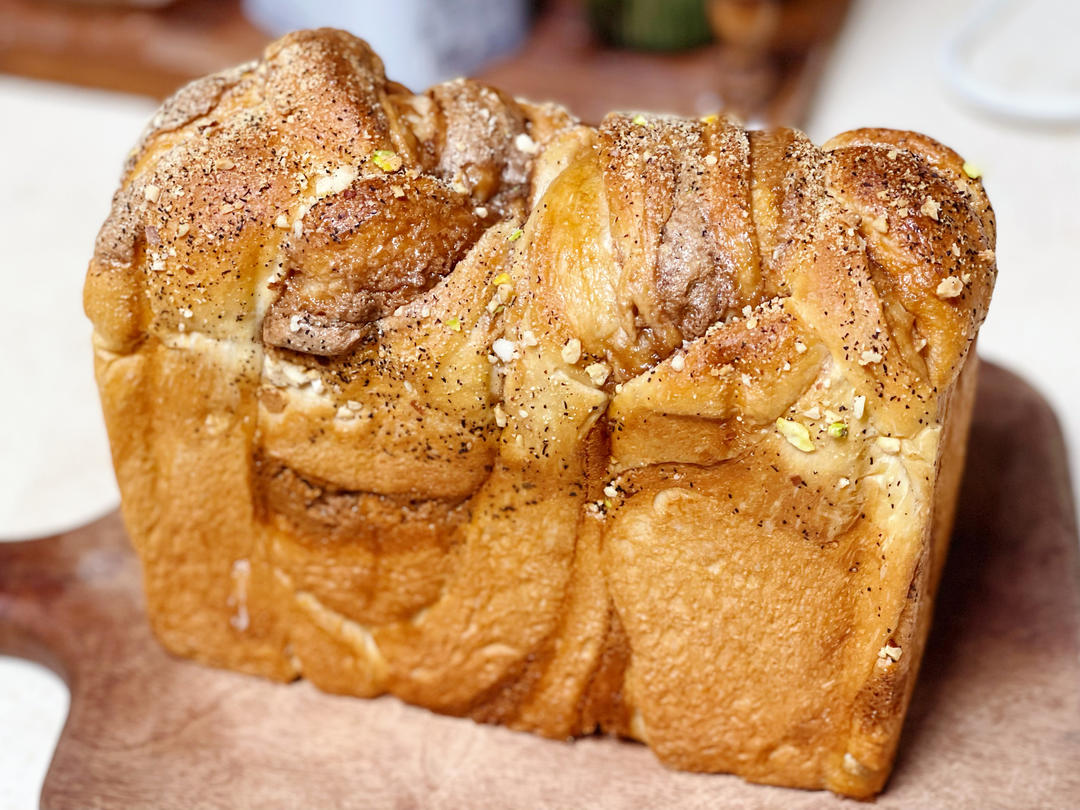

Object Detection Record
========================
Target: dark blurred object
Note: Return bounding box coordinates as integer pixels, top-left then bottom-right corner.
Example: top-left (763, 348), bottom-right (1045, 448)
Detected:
top-left (0, 0), bottom-right (849, 129)
top-left (586, 0), bottom-right (712, 51)
top-left (0, 0), bottom-right (267, 98)
top-left (707, 0), bottom-right (851, 122)
top-left (482, 0), bottom-right (849, 127)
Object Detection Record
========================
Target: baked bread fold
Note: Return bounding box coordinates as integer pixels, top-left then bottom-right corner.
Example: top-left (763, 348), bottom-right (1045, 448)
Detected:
top-left (85, 29), bottom-right (996, 798)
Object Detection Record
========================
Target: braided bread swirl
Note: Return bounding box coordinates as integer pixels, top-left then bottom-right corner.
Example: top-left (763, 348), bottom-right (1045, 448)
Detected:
top-left (85, 30), bottom-right (996, 798)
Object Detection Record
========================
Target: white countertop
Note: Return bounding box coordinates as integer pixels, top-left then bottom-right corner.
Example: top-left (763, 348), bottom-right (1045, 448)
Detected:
top-left (1, 0), bottom-right (1077, 806)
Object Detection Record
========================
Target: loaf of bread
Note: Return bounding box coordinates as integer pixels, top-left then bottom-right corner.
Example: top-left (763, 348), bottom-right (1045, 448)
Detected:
top-left (84, 29), bottom-right (996, 798)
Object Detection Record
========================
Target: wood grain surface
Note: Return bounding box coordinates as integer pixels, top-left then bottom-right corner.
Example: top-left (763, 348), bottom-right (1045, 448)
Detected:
top-left (0, 0), bottom-right (846, 127)
top-left (1, 361), bottom-right (1078, 809)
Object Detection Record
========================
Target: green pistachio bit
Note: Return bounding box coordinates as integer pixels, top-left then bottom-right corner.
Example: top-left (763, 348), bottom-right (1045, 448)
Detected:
top-left (507, 228), bottom-right (524, 242)
top-left (371, 150), bottom-right (402, 172)
top-left (446, 316), bottom-right (461, 332)
top-left (632, 114), bottom-right (648, 126)
top-left (827, 421), bottom-right (849, 439)
top-left (962, 160), bottom-right (982, 179)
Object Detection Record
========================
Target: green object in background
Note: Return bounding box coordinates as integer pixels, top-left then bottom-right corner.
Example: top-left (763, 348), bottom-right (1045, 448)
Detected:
top-left (586, 0), bottom-right (713, 51)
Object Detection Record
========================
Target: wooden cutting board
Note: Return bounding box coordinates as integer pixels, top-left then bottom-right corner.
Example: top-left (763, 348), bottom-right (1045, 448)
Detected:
top-left (2, 361), bottom-right (1078, 809)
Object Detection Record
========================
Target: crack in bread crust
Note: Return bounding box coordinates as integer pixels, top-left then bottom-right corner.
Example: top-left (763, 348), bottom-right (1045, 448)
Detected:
top-left (85, 29), bottom-right (997, 800)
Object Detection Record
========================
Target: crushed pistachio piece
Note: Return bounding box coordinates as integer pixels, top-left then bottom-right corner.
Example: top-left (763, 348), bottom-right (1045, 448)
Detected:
top-left (446, 316), bottom-right (461, 332)
top-left (507, 228), bottom-right (524, 242)
top-left (962, 161), bottom-right (982, 179)
top-left (370, 150), bottom-right (402, 172)
top-left (492, 272), bottom-right (512, 286)
top-left (827, 421), bottom-right (849, 438)
top-left (632, 114), bottom-right (648, 126)
top-left (776, 418), bottom-right (814, 452)
top-left (700, 113), bottom-right (719, 123)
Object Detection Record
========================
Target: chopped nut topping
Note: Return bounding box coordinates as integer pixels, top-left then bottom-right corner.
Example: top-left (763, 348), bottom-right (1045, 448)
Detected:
top-left (215, 157), bottom-right (235, 171)
top-left (632, 114), bottom-right (648, 126)
top-left (870, 215), bottom-right (888, 233)
top-left (370, 150), bottom-right (403, 172)
top-left (493, 403), bottom-right (508, 428)
top-left (951, 242), bottom-right (961, 257)
top-left (274, 214), bottom-right (290, 229)
top-left (794, 340), bottom-right (808, 354)
top-left (775, 418), bottom-right (814, 452)
top-left (521, 329), bottom-right (539, 347)
top-left (561, 338), bottom-right (582, 364)
top-left (474, 206), bottom-right (488, 218)
top-left (176, 222), bottom-right (190, 238)
top-left (507, 228), bottom-right (524, 242)
top-left (586, 362), bottom-right (610, 386)
top-left (514, 132), bottom-right (539, 155)
top-left (837, 477), bottom-right (851, 489)
top-left (670, 353), bottom-right (685, 372)
top-left (700, 113), bottom-right (719, 123)
top-left (180, 308), bottom-right (193, 319)
top-left (288, 314), bottom-right (302, 333)
top-left (914, 335), bottom-right (928, 352)
top-left (803, 406), bottom-right (821, 420)
top-left (827, 421), bottom-right (849, 438)
top-left (143, 184), bottom-right (160, 203)
top-left (704, 154), bottom-right (718, 167)
top-left (936, 276), bottom-right (964, 298)
top-left (603, 484), bottom-right (619, 499)
top-left (492, 338), bottom-right (517, 363)
top-left (962, 161), bottom-right (982, 179)
top-left (853, 395), bottom-right (866, 419)
top-left (446, 316), bottom-right (461, 332)
top-left (492, 272), bottom-right (512, 286)
top-left (887, 148), bottom-right (899, 159)
top-left (391, 184), bottom-right (406, 198)
top-left (920, 197), bottom-right (940, 220)
top-left (859, 349), bottom-right (883, 365)
top-left (878, 643), bottom-right (903, 662)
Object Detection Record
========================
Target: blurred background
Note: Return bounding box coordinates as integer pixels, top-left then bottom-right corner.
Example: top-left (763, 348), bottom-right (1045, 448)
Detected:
top-left (0, 0), bottom-right (1076, 806)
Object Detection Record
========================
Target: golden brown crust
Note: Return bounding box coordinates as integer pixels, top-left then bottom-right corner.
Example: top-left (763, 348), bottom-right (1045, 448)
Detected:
top-left (85, 29), bottom-right (996, 800)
